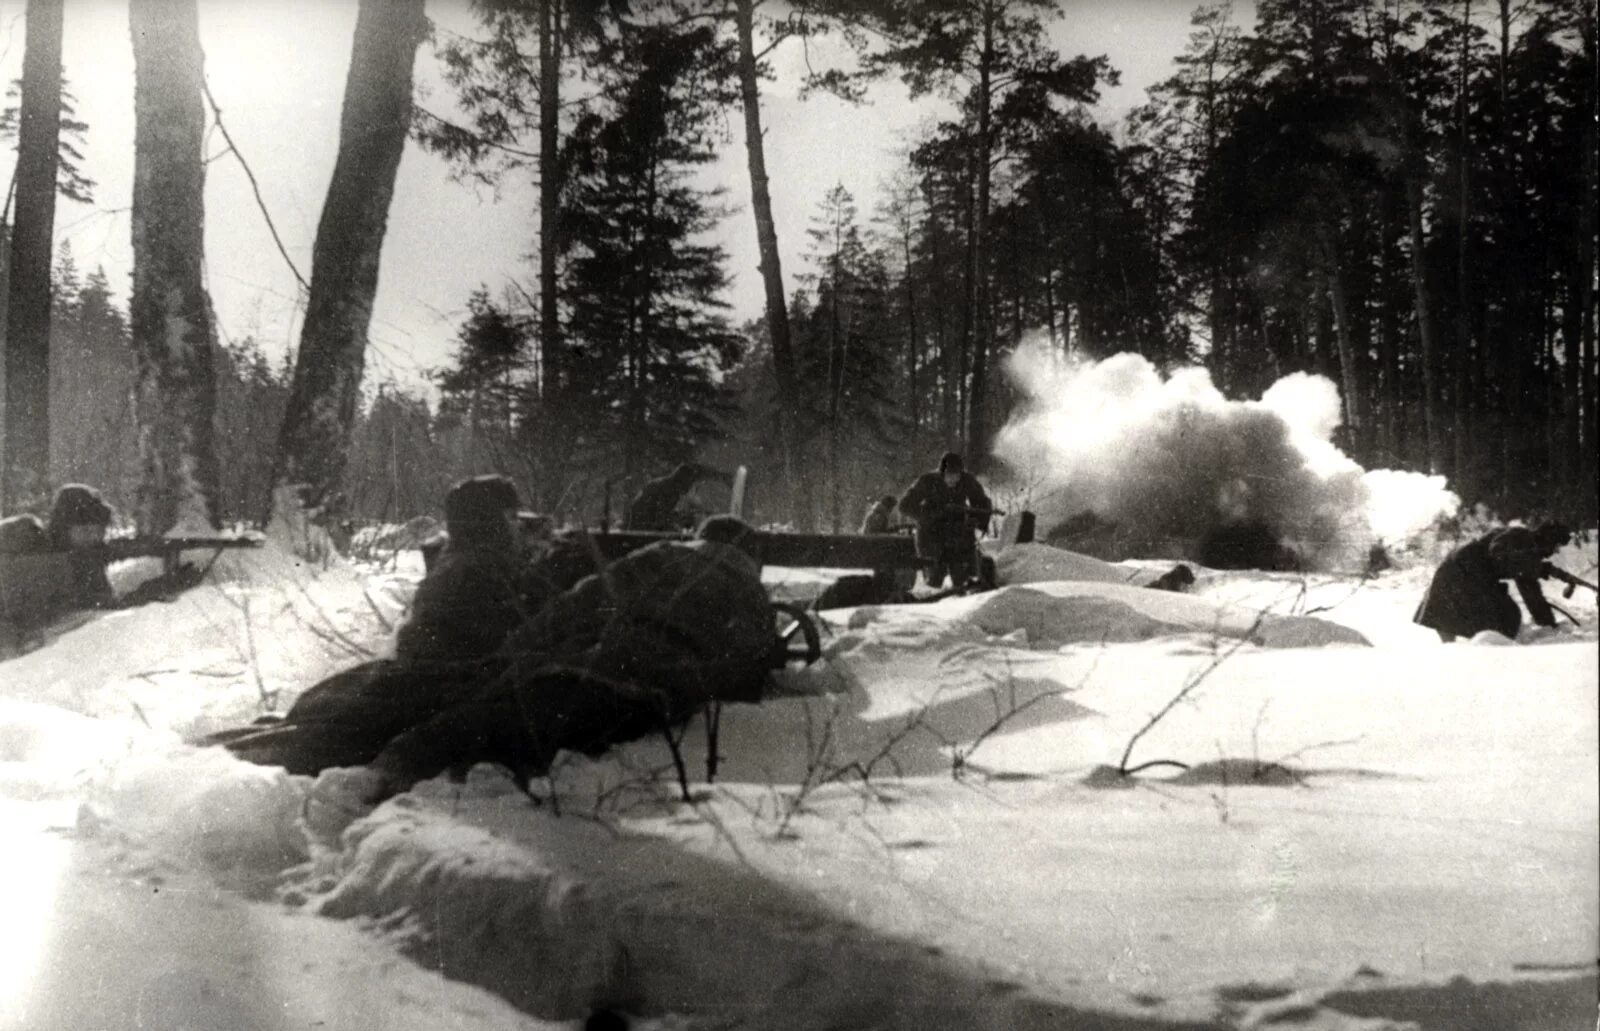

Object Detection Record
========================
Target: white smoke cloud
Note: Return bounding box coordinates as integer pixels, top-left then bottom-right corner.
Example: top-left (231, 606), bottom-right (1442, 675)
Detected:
top-left (992, 342), bottom-right (1459, 570)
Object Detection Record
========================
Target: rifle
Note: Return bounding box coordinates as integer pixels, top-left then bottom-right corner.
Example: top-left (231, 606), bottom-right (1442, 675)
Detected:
top-left (1540, 562), bottom-right (1598, 600)
top-left (93, 535), bottom-right (262, 573)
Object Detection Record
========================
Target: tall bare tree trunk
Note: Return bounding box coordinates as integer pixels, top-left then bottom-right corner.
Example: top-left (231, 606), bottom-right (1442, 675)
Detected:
top-left (128, 0), bottom-right (220, 533)
top-left (735, 0), bottom-right (813, 530)
top-left (2, 0), bottom-right (64, 510)
top-left (964, 3), bottom-right (996, 466)
top-left (1578, 6), bottom-right (1598, 520)
top-left (1324, 239), bottom-right (1365, 453)
top-left (273, 0), bottom-right (426, 524)
top-left (1451, 0), bottom-right (1472, 495)
top-left (1407, 174), bottom-right (1444, 476)
top-left (535, 0), bottom-right (563, 509)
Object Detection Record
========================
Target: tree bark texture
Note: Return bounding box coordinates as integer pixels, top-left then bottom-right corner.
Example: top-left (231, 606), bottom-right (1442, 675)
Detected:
top-left (1406, 173), bottom-right (1443, 475)
top-left (735, 0), bottom-right (814, 529)
top-left (128, 0), bottom-right (221, 533)
top-left (274, 0), bottom-right (426, 518)
top-left (535, 0), bottom-right (563, 508)
top-left (964, 1), bottom-right (996, 467)
top-left (2, 0), bottom-right (64, 510)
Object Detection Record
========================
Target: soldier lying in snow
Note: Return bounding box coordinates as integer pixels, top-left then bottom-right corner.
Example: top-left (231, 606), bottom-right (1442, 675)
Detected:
top-left (1412, 523), bottom-right (1570, 642)
top-left (215, 516), bottom-right (778, 800)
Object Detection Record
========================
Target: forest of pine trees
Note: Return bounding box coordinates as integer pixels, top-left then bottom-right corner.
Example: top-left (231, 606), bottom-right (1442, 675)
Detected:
top-left (429, 0), bottom-right (1596, 531)
top-left (1, 0), bottom-right (1594, 539)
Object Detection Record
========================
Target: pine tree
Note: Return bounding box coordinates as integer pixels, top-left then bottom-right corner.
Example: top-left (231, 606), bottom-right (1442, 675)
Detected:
top-left (560, 19), bottom-right (742, 492)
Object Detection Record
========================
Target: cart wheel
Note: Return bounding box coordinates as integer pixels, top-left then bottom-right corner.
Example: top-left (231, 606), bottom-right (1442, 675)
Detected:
top-left (771, 601), bottom-right (821, 669)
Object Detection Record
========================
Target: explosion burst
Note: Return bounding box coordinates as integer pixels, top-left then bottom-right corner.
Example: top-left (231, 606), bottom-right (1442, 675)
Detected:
top-left (992, 344), bottom-right (1459, 571)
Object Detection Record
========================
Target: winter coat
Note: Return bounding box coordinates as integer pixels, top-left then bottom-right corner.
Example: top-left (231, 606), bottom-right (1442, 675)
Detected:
top-left (626, 465), bottom-right (704, 531)
top-left (898, 471), bottom-right (992, 558)
top-left (209, 657), bottom-right (495, 776)
top-left (368, 538), bottom-right (774, 791)
top-left (394, 542), bottom-right (527, 663)
top-left (1413, 527), bottom-right (1556, 640)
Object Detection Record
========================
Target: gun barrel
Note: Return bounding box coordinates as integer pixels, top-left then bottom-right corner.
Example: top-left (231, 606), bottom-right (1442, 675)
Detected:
top-left (1544, 564), bottom-right (1597, 592)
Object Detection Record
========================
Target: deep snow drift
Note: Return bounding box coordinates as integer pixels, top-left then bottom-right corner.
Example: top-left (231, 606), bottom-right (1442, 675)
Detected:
top-left (1, 531), bottom-right (1595, 1030)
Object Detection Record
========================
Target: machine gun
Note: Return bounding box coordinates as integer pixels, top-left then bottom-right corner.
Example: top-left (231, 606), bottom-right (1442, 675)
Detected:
top-left (1540, 561), bottom-right (1598, 600)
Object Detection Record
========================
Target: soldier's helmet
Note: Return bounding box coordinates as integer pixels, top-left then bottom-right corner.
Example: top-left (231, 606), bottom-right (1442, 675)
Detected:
top-left (938, 452), bottom-right (964, 475)
top-left (1530, 521), bottom-right (1574, 558)
top-left (696, 514), bottom-right (760, 558)
top-left (49, 484), bottom-right (113, 528)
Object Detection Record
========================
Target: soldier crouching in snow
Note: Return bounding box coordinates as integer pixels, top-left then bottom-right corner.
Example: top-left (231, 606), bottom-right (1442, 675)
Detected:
top-left (1412, 523), bottom-right (1571, 642)
top-left (624, 462), bottom-right (734, 532)
top-left (898, 451), bottom-right (992, 590)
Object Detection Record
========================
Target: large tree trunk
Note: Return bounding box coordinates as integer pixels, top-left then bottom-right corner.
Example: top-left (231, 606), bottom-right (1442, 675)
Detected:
top-left (1451, 0), bottom-right (1472, 496)
top-left (535, 0), bottom-right (563, 509)
top-left (1406, 174), bottom-right (1445, 477)
top-left (273, 0), bottom-right (426, 523)
top-left (2, 0), bottom-right (64, 510)
top-left (1324, 237), bottom-right (1365, 454)
top-left (964, 3), bottom-right (996, 467)
top-left (1579, 5), bottom-right (1599, 520)
top-left (128, 0), bottom-right (220, 533)
top-left (735, 0), bottom-right (814, 530)
top-left (902, 211), bottom-right (921, 470)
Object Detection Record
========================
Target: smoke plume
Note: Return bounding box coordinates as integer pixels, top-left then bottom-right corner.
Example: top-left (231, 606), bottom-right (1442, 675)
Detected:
top-left (992, 344), bottom-right (1458, 570)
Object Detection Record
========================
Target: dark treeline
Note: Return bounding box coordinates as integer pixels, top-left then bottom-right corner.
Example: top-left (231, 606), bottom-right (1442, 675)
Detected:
top-left (5, 0), bottom-right (1593, 537)
top-left (428, 0), bottom-right (1596, 532)
top-left (29, 249), bottom-right (465, 529)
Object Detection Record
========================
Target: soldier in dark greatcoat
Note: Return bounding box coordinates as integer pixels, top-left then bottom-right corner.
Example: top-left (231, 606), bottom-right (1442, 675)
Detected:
top-left (898, 452), bottom-right (992, 590)
top-left (624, 463), bottom-right (733, 531)
top-left (395, 475), bottom-right (528, 664)
top-left (47, 484), bottom-right (117, 610)
top-left (223, 516), bottom-right (778, 800)
top-left (210, 476), bottom-right (534, 772)
top-left (1413, 525), bottom-right (1562, 642)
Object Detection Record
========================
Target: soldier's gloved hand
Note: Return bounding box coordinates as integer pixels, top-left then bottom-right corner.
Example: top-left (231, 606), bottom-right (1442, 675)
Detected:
top-left (302, 766), bottom-right (397, 847)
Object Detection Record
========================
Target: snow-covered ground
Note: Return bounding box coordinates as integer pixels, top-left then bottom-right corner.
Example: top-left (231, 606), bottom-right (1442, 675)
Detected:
top-left (1, 533), bottom-right (1595, 1030)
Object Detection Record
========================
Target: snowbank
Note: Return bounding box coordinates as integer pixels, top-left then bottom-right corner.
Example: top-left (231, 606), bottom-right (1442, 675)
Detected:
top-left (994, 541), bottom-right (1168, 587)
top-left (2, 531), bottom-right (1594, 1030)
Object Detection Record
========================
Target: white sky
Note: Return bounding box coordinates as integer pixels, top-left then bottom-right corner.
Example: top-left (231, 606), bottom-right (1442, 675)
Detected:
top-left (0, 0), bottom-right (1218, 394)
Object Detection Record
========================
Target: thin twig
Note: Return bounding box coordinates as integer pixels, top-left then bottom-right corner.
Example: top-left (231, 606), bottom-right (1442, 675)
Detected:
top-left (1117, 609), bottom-right (1269, 776)
top-left (201, 79), bottom-right (310, 293)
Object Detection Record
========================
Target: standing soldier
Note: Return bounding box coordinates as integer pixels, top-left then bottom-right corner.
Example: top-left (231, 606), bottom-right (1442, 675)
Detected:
top-left (898, 452), bottom-right (992, 590)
